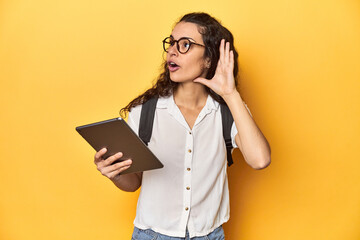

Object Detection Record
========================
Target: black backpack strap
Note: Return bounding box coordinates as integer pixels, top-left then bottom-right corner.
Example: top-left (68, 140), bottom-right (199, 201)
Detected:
top-left (220, 103), bottom-right (234, 166)
top-left (139, 96), bottom-right (158, 146)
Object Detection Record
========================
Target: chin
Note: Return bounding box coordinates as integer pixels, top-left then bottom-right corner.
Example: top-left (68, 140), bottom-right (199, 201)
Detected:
top-left (169, 73), bottom-right (202, 83)
top-left (169, 74), bottom-right (189, 83)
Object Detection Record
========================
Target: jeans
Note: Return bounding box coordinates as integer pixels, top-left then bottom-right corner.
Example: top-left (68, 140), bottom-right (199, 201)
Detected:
top-left (131, 225), bottom-right (225, 240)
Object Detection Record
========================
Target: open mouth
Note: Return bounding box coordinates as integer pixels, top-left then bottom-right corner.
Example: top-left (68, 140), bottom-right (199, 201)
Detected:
top-left (168, 61), bottom-right (180, 71)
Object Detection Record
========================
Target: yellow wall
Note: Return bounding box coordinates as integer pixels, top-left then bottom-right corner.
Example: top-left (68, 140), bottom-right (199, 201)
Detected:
top-left (1, 0), bottom-right (359, 239)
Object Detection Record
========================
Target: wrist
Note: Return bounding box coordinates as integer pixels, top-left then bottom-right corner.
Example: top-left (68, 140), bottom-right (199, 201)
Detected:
top-left (222, 89), bottom-right (241, 103)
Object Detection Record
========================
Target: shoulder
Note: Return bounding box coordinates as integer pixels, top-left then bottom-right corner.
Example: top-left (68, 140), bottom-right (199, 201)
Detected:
top-left (129, 104), bottom-right (142, 120)
top-left (127, 95), bottom-right (172, 128)
top-left (127, 104), bottom-right (142, 133)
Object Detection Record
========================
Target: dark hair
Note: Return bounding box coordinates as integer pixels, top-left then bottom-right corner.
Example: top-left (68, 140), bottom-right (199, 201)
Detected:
top-left (120, 12), bottom-right (239, 117)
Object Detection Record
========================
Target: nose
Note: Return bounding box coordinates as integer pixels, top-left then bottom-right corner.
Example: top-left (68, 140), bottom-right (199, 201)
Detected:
top-left (167, 42), bottom-right (179, 56)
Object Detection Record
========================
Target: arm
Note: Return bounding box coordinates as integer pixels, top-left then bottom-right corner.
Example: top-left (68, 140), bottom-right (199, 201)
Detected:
top-left (223, 91), bottom-right (271, 169)
top-left (194, 39), bottom-right (271, 169)
top-left (111, 171), bottom-right (142, 192)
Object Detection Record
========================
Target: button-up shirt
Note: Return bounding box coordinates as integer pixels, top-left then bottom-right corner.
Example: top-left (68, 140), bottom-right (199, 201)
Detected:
top-left (127, 94), bottom-right (251, 238)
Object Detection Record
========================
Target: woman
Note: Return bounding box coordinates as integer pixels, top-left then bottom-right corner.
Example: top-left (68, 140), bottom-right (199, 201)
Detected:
top-left (94, 12), bottom-right (271, 239)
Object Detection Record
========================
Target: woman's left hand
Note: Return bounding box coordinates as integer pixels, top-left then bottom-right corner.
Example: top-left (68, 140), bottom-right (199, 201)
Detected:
top-left (193, 39), bottom-right (237, 98)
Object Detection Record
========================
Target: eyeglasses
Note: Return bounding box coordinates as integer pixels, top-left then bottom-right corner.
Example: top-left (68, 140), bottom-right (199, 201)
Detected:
top-left (162, 37), bottom-right (205, 54)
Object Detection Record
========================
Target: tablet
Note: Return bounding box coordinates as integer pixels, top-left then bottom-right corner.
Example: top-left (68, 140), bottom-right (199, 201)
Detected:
top-left (76, 117), bottom-right (163, 175)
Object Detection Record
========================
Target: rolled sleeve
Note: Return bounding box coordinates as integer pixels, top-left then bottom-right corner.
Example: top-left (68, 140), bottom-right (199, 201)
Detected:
top-left (231, 122), bottom-right (238, 149)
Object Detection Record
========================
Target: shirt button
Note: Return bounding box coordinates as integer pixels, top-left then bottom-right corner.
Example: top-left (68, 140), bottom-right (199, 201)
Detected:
top-left (187, 168), bottom-right (191, 171)
top-left (189, 131), bottom-right (192, 135)
top-left (188, 149), bottom-right (192, 153)
top-left (186, 187), bottom-right (190, 190)
top-left (185, 207), bottom-right (189, 211)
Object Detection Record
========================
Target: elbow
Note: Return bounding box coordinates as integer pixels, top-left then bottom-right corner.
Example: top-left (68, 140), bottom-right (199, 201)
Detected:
top-left (253, 157), bottom-right (271, 170)
top-left (252, 148), bottom-right (271, 170)
top-left (253, 144), bottom-right (271, 170)
top-left (123, 185), bottom-right (141, 192)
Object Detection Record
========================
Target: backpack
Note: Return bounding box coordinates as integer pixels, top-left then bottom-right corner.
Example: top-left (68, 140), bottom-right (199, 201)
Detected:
top-left (138, 96), bottom-right (235, 167)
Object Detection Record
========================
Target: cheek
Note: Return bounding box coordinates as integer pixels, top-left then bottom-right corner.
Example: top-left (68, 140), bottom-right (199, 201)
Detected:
top-left (186, 57), bottom-right (206, 73)
top-left (169, 52), bottom-right (208, 82)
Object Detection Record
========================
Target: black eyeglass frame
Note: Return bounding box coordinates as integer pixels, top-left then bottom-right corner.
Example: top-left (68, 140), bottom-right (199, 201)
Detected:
top-left (162, 37), bottom-right (206, 54)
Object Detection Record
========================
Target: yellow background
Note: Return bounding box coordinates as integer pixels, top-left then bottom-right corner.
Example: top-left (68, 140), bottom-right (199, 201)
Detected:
top-left (1, 0), bottom-right (359, 239)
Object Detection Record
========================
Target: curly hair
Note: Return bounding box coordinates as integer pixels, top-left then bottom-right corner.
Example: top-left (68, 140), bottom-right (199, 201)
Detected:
top-left (120, 12), bottom-right (239, 118)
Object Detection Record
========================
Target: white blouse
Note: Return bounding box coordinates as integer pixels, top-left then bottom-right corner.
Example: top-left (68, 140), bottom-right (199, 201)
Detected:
top-left (127, 94), bottom-right (251, 238)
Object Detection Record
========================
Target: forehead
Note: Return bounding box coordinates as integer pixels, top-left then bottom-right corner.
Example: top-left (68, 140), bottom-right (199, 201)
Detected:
top-left (171, 21), bottom-right (203, 43)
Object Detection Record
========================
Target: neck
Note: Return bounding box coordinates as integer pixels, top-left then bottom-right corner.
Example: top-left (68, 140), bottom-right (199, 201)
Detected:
top-left (173, 82), bottom-right (208, 109)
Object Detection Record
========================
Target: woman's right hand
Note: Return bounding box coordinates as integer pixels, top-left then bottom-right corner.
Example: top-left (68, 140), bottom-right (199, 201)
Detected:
top-left (94, 148), bottom-right (132, 181)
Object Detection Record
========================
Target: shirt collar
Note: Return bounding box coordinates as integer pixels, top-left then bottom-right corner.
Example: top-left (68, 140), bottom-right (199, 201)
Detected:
top-left (156, 93), bottom-right (219, 112)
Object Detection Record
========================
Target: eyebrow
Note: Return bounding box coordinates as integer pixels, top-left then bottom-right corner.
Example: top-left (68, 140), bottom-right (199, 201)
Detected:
top-left (169, 35), bottom-right (197, 42)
